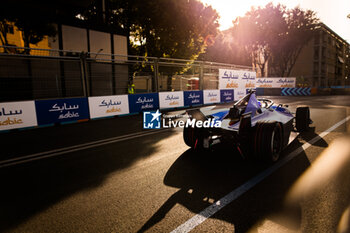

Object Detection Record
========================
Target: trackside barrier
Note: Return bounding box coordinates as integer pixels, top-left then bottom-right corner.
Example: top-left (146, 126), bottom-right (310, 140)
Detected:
top-left (128, 93), bottom-right (159, 113)
top-left (88, 95), bottom-right (129, 119)
top-left (256, 88), bottom-right (264, 96)
top-left (203, 90), bottom-right (221, 104)
top-left (3, 87), bottom-right (329, 132)
top-left (35, 98), bottom-right (90, 125)
top-left (0, 89), bottom-right (238, 131)
top-left (281, 88), bottom-right (311, 96)
top-left (158, 91), bottom-right (184, 109)
top-left (0, 101), bottom-right (37, 130)
top-left (220, 89), bottom-right (234, 102)
top-left (184, 91), bottom-right (203, 107)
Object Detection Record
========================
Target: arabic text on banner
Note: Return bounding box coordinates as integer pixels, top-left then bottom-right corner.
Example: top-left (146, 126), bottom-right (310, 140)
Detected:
top-left (159, 91), bottom-right (184, 109)
top-left (184, 91), bottom-right (203, 106)
top-left (220, 89), bottom-right (234, 102)
top-left (0, 101), bottom-right (38, 131)
top-left (128, 93), bottom-right (159, 112)
top-left (255, 77), bottom-right (296, 88)
top-left (203, 90), bottom-right (220, 104)
top-left (35, 98), bottom-right (90, 125)
top-left (88, 95), bottom-right (129, 119)
top-left (218, 69), bottom-right (256, 90)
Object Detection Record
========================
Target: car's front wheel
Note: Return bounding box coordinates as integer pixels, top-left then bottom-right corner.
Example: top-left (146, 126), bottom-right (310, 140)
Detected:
top-left (296, 106), bottom-right (310, 132)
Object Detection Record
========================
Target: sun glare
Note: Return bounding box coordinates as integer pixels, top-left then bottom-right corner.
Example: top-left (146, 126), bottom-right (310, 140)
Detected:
top-left (199, 0), bottom-right (350, 43)
top-left (200, 0), bottom-right (277, 30)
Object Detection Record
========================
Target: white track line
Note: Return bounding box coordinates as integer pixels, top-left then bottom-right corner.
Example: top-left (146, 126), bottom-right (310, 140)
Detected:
top-left (0, 129), bottom-right (171, 168)
top-left (171, 115), bottom-right (350, 233)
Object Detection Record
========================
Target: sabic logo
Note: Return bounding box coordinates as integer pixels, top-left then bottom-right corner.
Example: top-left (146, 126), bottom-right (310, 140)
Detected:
top-left (143, 110), bottom-right (161, 129)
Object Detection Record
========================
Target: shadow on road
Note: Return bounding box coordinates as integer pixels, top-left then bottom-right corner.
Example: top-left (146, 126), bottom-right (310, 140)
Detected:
top-left (0, 129), bottom-right (174, 232)
top-left (298, 127), bottom-right (328, 148)
top-left (138, 136), bottom-right (313, 233)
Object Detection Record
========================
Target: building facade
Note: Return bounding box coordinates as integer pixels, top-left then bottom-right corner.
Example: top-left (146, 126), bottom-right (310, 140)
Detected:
top-left (289, 23), bottom-right (350, 87)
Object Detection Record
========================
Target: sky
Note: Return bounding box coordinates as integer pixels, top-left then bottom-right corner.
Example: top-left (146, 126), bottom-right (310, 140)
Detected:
top-left (200, 0), bottom-right (350, 42)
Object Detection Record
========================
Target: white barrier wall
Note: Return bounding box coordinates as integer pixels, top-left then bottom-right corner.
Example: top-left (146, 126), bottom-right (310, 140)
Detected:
top-left (159, 91), bottom-right (184, 109)
top-left (234, 89), bottom-right (247, 100)
top-left (0, 101), bottom-right (37, 131)
top-left (256, 77), bottom-right (296, 88)
top-left (203, 90), bottom-right (220, 104)
top-left (88, 95), bottom-right (129, 119)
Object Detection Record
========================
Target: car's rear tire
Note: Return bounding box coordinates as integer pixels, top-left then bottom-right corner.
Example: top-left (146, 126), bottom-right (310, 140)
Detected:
top-left (183, 126), bottom-right (203, 150)
top-left (254, 122), bottom-right (282, 162)
top-left (296, 106), bottom-right (310, 132)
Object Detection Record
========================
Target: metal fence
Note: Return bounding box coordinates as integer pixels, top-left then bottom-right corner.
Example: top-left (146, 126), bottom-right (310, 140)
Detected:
top-left (0, 45), bottom-right (253, 102)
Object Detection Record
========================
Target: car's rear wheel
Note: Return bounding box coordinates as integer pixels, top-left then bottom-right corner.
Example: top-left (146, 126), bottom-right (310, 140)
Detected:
top-left (254, 122), bottom-right (282, 162)
top-left (296, 106), bottom-right (310, 132)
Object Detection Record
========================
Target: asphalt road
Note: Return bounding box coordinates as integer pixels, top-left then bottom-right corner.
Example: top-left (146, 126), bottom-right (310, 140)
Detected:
top-left (0, 95), bottom-right (350, 233)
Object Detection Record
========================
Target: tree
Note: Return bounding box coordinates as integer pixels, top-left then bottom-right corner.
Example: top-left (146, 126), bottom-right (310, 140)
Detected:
top-left (76, 0), bottom-right (219, 89)
top-left (231, 3), bottom-right (318, 77)
top-left (0, 4), bottom-right (16, 52)
top-left (15, 18), bottom-right (57, 50)
top-left (232, 3), bottom-right (287, 77)
top-left (198, 29), bottom-right (251, 66)
top-left (77, 0), bottom-right (219, 60)
top-left (269, 7), bottom-right (318, 77)
top-left (0, 20), bottom-right (10, 47)
top-left (0, 1), bottom-right (58, 53)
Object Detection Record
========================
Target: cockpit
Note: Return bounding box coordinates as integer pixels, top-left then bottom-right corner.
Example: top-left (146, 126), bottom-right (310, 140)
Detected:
top-left (225, 92), bottom-right (262, 125)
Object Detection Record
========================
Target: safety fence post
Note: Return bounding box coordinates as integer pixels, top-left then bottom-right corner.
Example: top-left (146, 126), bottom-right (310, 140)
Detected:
top-left (80, 52), bottom-right (90, 97)
top-left (199, 61), bottom-right (204, 90)
top-left (153, 58), bottom-right (160, 92)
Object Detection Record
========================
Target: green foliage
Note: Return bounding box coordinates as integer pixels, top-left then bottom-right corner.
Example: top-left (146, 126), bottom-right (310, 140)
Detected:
top-left (198, 29), bottom-right (251, 66)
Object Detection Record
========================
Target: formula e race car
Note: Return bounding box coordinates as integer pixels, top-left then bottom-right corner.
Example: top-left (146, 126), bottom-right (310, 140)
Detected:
top-left (183, 91), bottom-right (312, 162)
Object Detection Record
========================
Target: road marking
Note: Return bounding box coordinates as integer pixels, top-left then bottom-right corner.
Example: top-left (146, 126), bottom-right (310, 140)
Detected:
top-left (0, 129), bottom-right (172, 168)
top-left (171, 115), bottom-right (350, 233)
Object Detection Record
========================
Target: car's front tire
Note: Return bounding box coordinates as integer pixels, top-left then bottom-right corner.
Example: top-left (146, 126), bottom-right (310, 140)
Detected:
top-left (296, 106), bottom-right (310, 132)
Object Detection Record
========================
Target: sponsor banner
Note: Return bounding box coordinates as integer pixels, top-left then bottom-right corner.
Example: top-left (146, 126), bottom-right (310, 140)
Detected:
top-left (219, 69), bottom-right (256, 89)
top-left (128, 93), bottom-right (159, 112)
top-left (203, 90), bottom-right (221, 104)
top-left (256, 77), bottom-right (296, 88)
top-left (220, 89), bottom-right (234, 102)
top-left (159, 91), bottom-right (184, 109)
top-left (234, 89), bottom-right (247, 100)
top-left (184, 90), bottom-right (203, 106)
top-left (0, 101), bottom-right (37, 131)
top-left (275, 77), bottom-right (296, 88)
top-left (35, 98), bottom-right (90, 125)
top-left (88, 95), bottom-right (129, 119)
